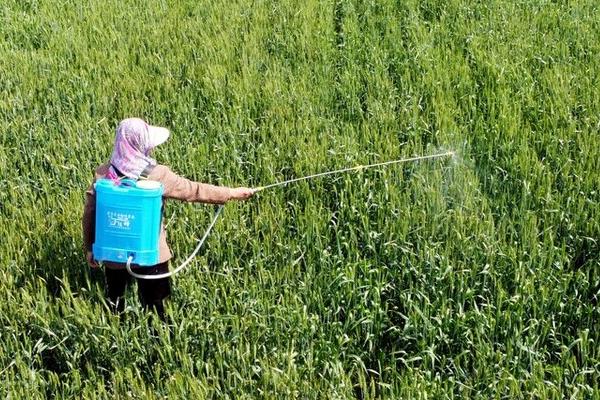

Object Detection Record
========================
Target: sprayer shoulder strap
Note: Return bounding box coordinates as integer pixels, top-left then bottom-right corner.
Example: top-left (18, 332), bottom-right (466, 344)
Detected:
top-left (139, 164), bottom-right (155, 180)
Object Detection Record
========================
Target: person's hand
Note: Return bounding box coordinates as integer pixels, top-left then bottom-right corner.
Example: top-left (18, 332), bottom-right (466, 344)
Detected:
top-left (86, 251), bottom-right (99, 269)
top-left (229, 187), bottom-right (256, 201)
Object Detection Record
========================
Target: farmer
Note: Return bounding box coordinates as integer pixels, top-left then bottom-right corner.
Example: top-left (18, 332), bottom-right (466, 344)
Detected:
top-left (82, 118), bottom-right (254, 320)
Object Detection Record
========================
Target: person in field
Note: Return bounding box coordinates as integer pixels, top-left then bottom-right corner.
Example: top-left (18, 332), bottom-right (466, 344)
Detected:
top-left (82, 118), bottom-right (254, 320)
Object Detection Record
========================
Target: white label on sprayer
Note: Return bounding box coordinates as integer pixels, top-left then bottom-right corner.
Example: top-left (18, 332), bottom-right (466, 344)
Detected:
top-left (107, 211), bottom-right (135, 229)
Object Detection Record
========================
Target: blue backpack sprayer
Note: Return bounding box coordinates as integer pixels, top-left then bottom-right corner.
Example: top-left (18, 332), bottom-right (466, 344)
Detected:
top-left (92, 151), bottom-right (454, 280)
top-left (93, 179), bottom-right (164, 266)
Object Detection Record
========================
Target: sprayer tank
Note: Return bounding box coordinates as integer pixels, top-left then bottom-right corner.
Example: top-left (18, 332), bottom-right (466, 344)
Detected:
top-left (92, 179), bottom-right (163, 266)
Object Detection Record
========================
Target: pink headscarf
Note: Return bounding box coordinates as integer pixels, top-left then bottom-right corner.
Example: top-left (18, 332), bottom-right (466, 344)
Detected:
top-left (107, 118), bottom-right (170, 180)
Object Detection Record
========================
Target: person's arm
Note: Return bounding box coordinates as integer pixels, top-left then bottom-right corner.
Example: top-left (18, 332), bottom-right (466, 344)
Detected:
top-left (156, 166), bottom-right (254, 204)
top-left (82, 185), bottom-right (99, 268)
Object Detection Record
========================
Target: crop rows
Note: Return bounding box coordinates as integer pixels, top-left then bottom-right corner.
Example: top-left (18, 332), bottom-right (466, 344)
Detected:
top-left (0, 0), bottom-right (598, 398)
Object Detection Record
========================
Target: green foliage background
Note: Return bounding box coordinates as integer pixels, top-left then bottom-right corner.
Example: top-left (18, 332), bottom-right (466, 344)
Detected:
top-left (0, 0), bottom-right (598, 398)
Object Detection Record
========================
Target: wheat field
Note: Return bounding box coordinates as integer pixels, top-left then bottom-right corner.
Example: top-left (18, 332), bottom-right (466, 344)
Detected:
top-left (0, 0), bottom-right (598, 398)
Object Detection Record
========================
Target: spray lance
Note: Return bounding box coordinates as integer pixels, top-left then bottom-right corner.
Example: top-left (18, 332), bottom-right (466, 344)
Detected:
top-left (92, 151), bottom-right (454, 280)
